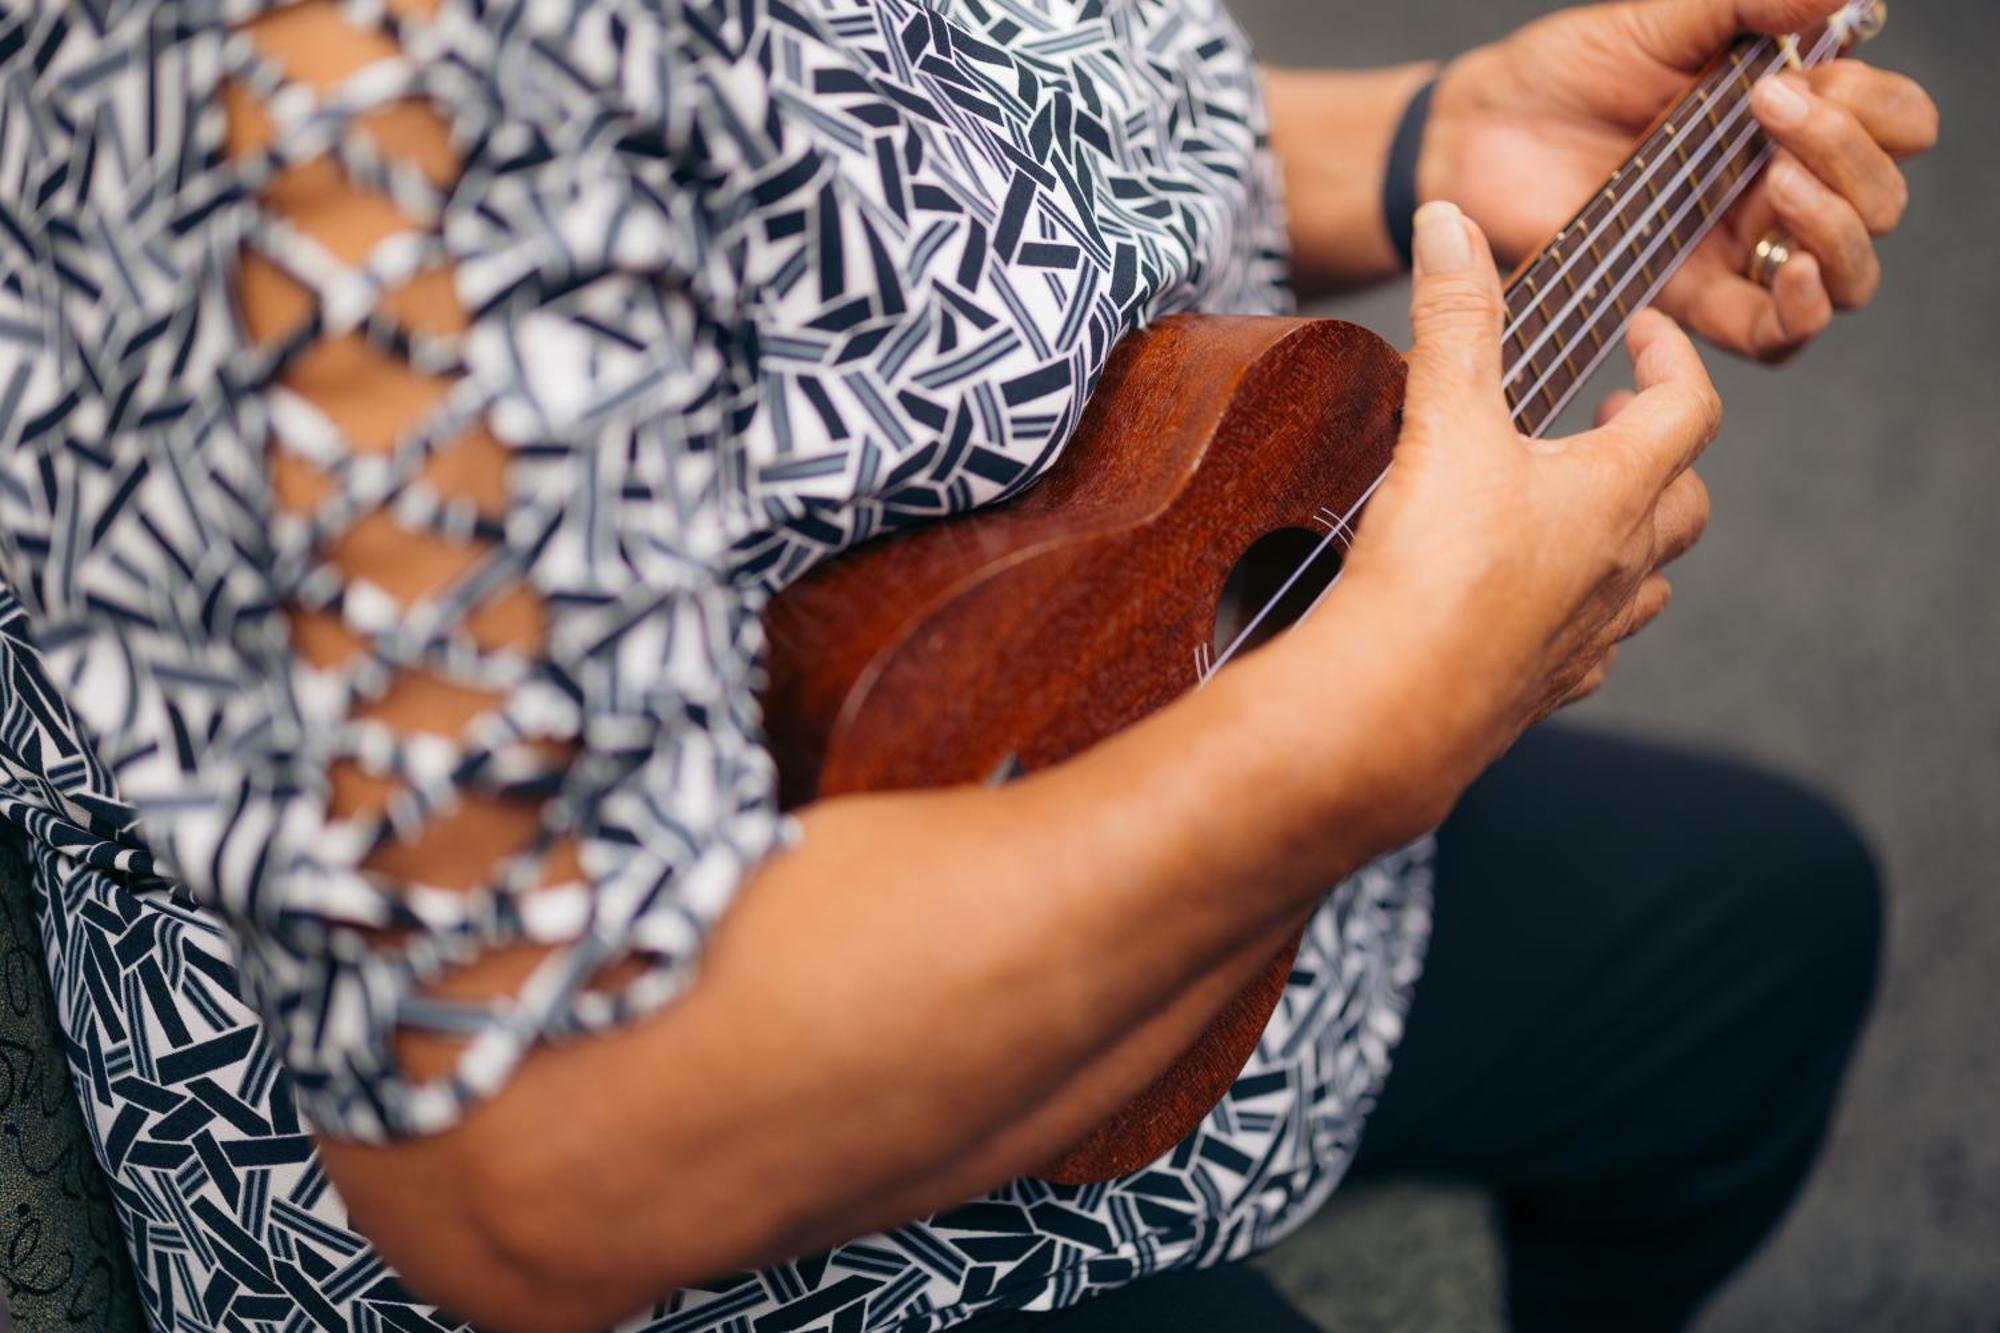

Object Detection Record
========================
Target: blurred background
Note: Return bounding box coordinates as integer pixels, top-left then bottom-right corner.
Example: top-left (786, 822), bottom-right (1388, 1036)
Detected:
top-left (1225, 1), bottom-right (2000, 1329)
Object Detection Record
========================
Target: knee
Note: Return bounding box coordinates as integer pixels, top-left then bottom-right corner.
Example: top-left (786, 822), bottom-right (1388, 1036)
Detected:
top-left (1792, 784), bottom-right (1882, 1024)
top-left (1737, 771), bottom-right (1884, 1034)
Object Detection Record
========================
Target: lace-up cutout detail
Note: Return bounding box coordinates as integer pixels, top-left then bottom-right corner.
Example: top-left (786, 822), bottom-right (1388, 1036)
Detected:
top-left (217, 0), bottom-right (770, 1132)
top-left (225, 1), bottom-right (563, 890)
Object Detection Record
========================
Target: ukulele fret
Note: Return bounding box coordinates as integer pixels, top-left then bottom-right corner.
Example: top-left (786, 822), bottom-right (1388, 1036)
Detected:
top-left (1501, 24), bottom-right (1820, 437)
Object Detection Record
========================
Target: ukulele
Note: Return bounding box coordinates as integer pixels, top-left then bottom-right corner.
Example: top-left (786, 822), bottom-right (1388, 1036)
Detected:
top-left (762, 1), bottom-right (1888, 1184)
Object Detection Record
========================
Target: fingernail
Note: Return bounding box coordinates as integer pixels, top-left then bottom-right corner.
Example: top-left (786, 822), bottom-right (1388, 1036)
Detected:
top-left (1755, 75), bottom-right (1809, 128)
top-left (1414, 201), bottom-right (1470, 274)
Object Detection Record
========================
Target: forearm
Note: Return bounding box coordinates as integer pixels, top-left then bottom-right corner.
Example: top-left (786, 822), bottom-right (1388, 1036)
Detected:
top-left (1263, 62), bottom-right (1438, 299)
top-left (849, 906), bottom-right (1313, 1235)
top-left (320, 574), bottom-right (1478, 1332)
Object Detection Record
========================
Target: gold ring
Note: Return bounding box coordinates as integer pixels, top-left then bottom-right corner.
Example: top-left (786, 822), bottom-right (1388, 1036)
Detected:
top-left (1747, 229), bottom-right (1797, 290)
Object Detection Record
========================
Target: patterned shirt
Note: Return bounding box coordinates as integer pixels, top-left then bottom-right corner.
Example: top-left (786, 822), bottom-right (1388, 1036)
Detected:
top-left (0, 0), bottom-right (1430, 1328)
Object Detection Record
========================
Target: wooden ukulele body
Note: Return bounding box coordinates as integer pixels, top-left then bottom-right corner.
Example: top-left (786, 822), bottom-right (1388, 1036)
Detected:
top-left (763, 314), bottom-right (1407, 1183)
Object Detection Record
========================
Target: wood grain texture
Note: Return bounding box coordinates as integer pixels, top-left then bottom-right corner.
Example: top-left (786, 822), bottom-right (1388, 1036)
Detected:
top-left (764, 314), bottom-right (1407, 1183)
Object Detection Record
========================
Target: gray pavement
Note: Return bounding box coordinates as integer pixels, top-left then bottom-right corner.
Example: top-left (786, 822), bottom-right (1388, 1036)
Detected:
top-left (1227, 1), bottom-right (2000, 1328)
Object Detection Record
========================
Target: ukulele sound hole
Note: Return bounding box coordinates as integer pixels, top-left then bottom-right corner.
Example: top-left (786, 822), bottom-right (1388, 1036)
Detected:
top-left (985, 753), bottom-right (1027, 787)
top-left (1212, 526), bottom-right (1343, 660)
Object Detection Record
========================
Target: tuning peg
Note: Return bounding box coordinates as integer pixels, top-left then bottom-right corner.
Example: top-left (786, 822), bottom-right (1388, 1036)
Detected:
top-left (1835, 1), bottom-right (1888, 47)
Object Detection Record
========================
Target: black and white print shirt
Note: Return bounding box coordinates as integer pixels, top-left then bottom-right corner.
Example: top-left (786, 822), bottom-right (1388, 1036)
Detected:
top-left (0, 0), bottom-right (1431, 1327)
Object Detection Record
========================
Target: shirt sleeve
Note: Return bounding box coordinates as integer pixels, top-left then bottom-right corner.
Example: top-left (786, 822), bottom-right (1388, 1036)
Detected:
top-left (0, 0), bottom-right (1284, 1141)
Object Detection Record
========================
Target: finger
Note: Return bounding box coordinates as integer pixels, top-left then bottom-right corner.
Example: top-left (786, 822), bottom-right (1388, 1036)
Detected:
top-left (1765, 155), bottom-right (1880, 308)
top-left (1651, 469), bottom-right (1711, 567)
top-left (1592, 310), bottom-right (1722, 484)
top-left (1618, 575), bottom-right (1675, 641)
top-left (1765, 249), bottom-right (1834, 351)
top-left (1752, 73), bottom-right (1909, 235)
top-left (1809, 60), bottom-right (1941, 160)
top-left (1628, 308), bottom-right (1708, 397)
top-left (1404, 201), bottom-right (1509, 434)
top-left (1560, 645), bottom-right (1619, 710)
top-left (1682, 254), bottom-right (1833, 364)
top-left (1595, 389), bottom-right (1635, 430)
top-left (1624, 0), bottom-right (1843, 71)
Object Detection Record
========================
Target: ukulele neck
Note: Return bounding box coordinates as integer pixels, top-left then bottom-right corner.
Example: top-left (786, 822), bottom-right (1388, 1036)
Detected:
top-left (1498, 0), bottom-right (1883, 438)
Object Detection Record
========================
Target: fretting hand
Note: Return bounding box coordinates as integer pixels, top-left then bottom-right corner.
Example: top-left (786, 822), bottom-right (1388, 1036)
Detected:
top-left (1424, 0), bottom-right (1937, 363)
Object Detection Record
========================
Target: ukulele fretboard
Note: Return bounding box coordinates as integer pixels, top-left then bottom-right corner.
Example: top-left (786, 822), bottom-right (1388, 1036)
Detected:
top-left (1498, 4), bottom-right (1875, 437)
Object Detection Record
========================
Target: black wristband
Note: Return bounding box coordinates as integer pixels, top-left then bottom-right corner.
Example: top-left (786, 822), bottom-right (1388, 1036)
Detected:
top-left (1382, 77), bottom-right (1438, 272)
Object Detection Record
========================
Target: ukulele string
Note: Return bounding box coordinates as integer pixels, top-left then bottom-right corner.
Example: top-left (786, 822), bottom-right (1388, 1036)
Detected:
top-left (1499, 35), bottom-right (1775, 347)
top-left (1514, 100), bottom-right (1795, 431)
top-left (1507, 25), bottom-right (1843, 423)
top-left (1207, 24), bottom-right (1845, 681)
top-left (1203, 467), bottom-right (1388, 681)
top-left (1500, 1), bottom-right (1862, 347)
top-left (1501, 25), bottom-right (1841, 387)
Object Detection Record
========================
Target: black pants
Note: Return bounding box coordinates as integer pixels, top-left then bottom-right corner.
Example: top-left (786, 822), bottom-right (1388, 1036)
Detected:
top-left (972, 726), bottom-right (1882, 1332)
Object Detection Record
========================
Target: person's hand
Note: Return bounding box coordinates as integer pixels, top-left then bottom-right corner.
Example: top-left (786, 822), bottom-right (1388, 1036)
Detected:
top-left (1340, 203), bottom-right (1718, 764)
top-left (1425, 0), bottom-right (1938, 364)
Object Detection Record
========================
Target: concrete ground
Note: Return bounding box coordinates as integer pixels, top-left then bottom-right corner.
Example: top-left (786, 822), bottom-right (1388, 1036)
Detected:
top-left (1227, 1), bottom-right (2000, 1329)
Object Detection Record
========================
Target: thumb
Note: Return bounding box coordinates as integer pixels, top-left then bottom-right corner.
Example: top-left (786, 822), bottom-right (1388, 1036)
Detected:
top-left (1405, 201), bottom-right (1507, 431)
top-left (1629, 0), bottom-right (1847, 70)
